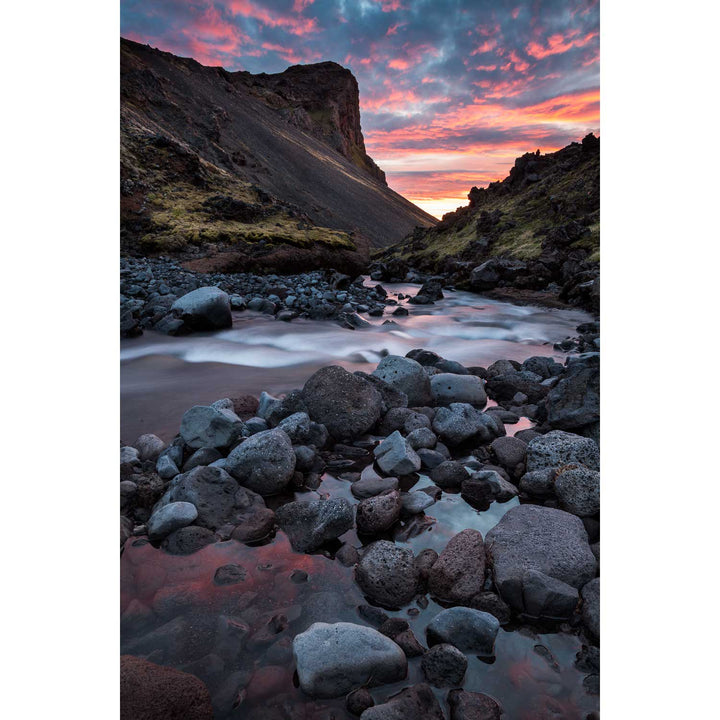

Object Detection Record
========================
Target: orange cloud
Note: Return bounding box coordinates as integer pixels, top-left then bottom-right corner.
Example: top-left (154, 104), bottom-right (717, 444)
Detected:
top-left (229, 0), bottom-right (319, 36)
top-left (526, 30), bottom-right (598, 59)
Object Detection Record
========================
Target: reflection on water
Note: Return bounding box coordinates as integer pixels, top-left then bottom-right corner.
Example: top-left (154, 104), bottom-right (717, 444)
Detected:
top-left (121, 470), bottom-right (597, 719)
top-left (121, 282), bottom-right (590, 443)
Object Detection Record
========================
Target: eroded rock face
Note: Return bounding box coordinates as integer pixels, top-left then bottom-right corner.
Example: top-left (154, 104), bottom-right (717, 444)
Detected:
top-left (485, 504), bottom-right (597, 611)
top-left (301, 366), bottom-right (384, 440)
top-left (292, 622), bottom-right (407, 698)
top-left (355, 540), bottom-right (420, 608)
top-left (225, 428), bottom-right (296, 495)
top-left (120, 655), bottom-right (213, 720)
top-left (429, 529), bottom-right (486, 605)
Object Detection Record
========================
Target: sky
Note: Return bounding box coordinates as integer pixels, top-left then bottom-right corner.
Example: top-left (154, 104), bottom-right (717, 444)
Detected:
top-left (121, 0), bottom-right (599, 218)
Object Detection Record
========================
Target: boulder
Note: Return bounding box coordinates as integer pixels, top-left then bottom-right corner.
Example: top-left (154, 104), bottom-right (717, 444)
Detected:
top-left (275, 498), bottom-right (354, 552)
top-left (301, 366), bottom-right (384, 440)
top-left (356, 491), bottom-right (402, 534)
top-left (554, 466), bottom-right (600, 517)
top-left (293, 622), bottom-right (407, 698)
top-left (430, 374), bottom-right (487, 407)
top-left (422, 643), bottom-right (467, 687)
top-left (351, 475), bottom-right (399, 499)
top-left (518, 468), bottom-right (556, 497)
top-left (120, 446), bottom-right (140, 465)
top-left (277, 412), bottom-right (312, 444)
top-left (180, 404), bottom-right (243, 450)
top-left (485, 504), bottom-right (597, 611)
top-left (147, 501), bottom-right (198, 539)
top-left (348, 689), bottom-right (375, 716)
top-left (430, 460), bottom-right (470, 489)
top-left (429, 529), bottom-right (486, 604)
top-left (401, 491), bottom-right (436, 515)
top-left (120, 655), bottom-right (213, 720)
top-left (161, 526), bottom-right (216, 555)
top-left (360, 684), bottom-right (445, 720)
top-left (490, 436), bottom-right (527, 478)
top-left (225, 428), bottom-right (296, 495)
top-left (426, 607), bottom-right (499, 656)
top-left (171, 286), bottom-right (232, 330)
top-left (135, 434), bottom-right (166, 462)
top-left (545, 362), bottom-right (600, 431)
top-left (462, 470), bottom-right (518, 507)
top-left (378, 618), bottom-right (425, 658)
top-left (374, 431), bottom-right (421, 475)
top-left (156, 454), bottom-right (180, 480)
top-left (447, 689), bottom-right (503, 720)
top-left (432, 403), bottom-right (505, 446)
top-left (406, 427), bottom-right (437, 450)
top-left (183, 447), bottom-right (222, 472)
top-left (153, 466), bottom-right (240, 530)
top-left (355, 540), bottom-right (420, 608)
top-left (372, 355), bottom-right (432, 406)
top-left (526, 430), bottom-right (599, 472)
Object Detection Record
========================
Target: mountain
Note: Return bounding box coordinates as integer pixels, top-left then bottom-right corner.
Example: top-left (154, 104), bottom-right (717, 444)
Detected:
top-left (120, 38), bottom-right (435, 274)
top-left (371, 134), bottom-right (600, 312)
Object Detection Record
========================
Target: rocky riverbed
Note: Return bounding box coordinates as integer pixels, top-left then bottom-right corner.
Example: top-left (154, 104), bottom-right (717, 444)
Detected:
top-left (120, 331), bottom-right (600, 719)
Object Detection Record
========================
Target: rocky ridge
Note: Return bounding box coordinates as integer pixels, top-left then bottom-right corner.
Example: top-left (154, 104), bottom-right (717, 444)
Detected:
top-left (371, 135), bottom-right (600, 313)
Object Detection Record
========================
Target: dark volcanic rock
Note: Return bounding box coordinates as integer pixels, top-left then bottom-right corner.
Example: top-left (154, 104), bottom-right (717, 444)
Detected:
top-left (170, 286), bottom-right (232, 331)
top-left (372, 355), bottom-right (433, 406)
top-left (421, 643), bottom-right (467, 687)
top-left (485, 504), bottom-right (597, 611)
top-left (355, 540), bottom-right (420, 608)
top-left (526, 430), bottom-right (599, 472)
top-left (120, 655), bottom-right (213, 720)
top-left (360, 683), bottom-right (445, 720)
top-left (356, 490), bottom-right (402, 535)
top-left (276, 497), bottom-right (354, 552)
top-left (225, 428), bottom-right (296, 495)
top-left (153, 466), bottom-right (240, 530)
top-left (426, 607), bottom-right (499, 656)
top-left (301, 366), bottom-right (384, 440)
top-left (545, 361), bottom-right (600, 431)
top-left (581, 578), bottom-right (600, 642)
top-left (161, 526), bottom-right (216, 555)
top-left (447, 689), bottom-right (503, 720)
top-left (429, 529), bottom-right (486, 605)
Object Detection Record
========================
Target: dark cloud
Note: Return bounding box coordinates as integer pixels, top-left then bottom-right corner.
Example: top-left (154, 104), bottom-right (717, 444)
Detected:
top-left (121, 0), bottom-right (599, 216)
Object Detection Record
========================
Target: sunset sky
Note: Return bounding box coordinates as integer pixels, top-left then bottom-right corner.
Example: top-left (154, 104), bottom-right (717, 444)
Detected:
top-left (121, 0), bottom-right (599, 218)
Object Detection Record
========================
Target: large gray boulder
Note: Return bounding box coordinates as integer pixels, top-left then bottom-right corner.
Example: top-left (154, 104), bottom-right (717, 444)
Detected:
top-left (432, 403), bottom-right (505, 446)
top-left (275, 498), bottom-right (354, 552)
top-left (526, 430), bottom-right (599, 472)
top-left (225, 428), bottom-right (295, 495)
top-left (374, 431), bottom-right (421, 475)
top-left (180, 404), bottom-right (243, 450)
top-left (426, 607), bottom-right (499, 656)
top-left (356, 540), bottom-right (420, 608)
top-left (153, 466), bottom-right (242, 530)
top-left (555, 466), bottom-right (600, 517)
top-left (293, 622), bottom-right (406, 698)
top-left (301, 366), bottom-right (383, 441)
top-left (147, 501), bottom-right (198, 539)
top-left (485, 504), bottom-right (597, 611)
top-left (428, 529), bottom-right (486, 604)
top-left (430, 374), bottom-right (487, 407)
top-left (372, 355), bottom-right (432, 407)
top-left (171, 286), bottom-right (232, 330)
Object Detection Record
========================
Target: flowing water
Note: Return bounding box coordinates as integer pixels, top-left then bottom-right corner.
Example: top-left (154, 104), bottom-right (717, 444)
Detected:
top-left (120, 282), bottom-right (597, 719)
top-left (121, 281), bottom-right (590, 443)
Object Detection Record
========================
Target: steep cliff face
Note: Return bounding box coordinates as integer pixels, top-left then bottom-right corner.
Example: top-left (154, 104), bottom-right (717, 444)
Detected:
top-left (120, 39), bottom-right (434, 271)
top-left (238, 62), bottom-right (386, 184)
top-left (372, 135), bottom-right (599, 312)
